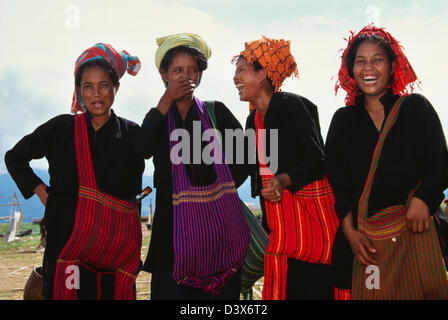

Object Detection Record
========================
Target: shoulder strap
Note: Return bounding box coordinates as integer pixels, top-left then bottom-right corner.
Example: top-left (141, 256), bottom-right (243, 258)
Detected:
top-left (357, 95), bottom-right (407, 221)
top-left (205, 101), bottom-right (218, 129)
top-left (205, 101), bottom-right (222, 146)
top-left (74, 113), bottom-right (97, 189)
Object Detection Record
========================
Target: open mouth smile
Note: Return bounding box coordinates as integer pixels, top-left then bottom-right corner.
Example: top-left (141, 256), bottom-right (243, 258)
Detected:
top-left (235, 84), bottom-right (245, 95)
top-left (363, 75), bottom-right (379, 85)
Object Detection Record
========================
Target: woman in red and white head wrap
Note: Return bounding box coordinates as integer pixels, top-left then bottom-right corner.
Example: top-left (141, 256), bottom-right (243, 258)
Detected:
top-left (5, 43), bottom-right (145, 300)
top-left (326, 25), bottom-right (448, 300)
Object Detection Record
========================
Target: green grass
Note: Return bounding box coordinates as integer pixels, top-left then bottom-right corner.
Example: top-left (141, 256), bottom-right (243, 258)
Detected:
top-left (0, 222), bottom-right (42, 252)
top-left (251, 209), bottom-right (263, 221)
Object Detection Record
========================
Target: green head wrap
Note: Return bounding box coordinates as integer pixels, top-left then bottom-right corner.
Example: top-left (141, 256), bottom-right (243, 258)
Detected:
top-left (155, 33), bottom-right (212, 70)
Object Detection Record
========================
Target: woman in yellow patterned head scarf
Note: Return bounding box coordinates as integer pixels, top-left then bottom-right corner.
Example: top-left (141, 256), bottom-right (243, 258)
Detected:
top-left (233, 36), bottom-right (339, 300)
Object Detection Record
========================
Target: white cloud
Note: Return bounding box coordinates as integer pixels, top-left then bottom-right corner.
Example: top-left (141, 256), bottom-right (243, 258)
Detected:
top-left (1, 0), bottom-right (447, 177)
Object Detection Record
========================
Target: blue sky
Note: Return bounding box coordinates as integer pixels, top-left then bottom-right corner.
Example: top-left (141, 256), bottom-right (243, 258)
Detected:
top-left (0, 0), bottom-right (447, 177)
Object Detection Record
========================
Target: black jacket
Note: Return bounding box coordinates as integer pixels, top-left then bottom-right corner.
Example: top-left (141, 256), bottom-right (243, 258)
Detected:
top-left (245, 91), bottom-right (326, 231)
top-left (4, 110), bottom-right (145, 298)
top-left (325, 89), bottom-right (448, 222)
top-left (325, 89), bottom-right (448, 289)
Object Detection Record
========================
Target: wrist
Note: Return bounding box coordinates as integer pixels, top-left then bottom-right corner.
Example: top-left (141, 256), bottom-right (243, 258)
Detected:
top-left (342, 212), bottom-right (356, 236)
top-left (33, 183), bottom-right (47, 196)
top-left (276, 173), bottom-right (292, 189)
top-left (157, 95), bottom-right (173, 115)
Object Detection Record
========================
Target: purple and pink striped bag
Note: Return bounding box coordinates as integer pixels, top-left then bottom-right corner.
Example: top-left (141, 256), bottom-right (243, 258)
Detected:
top-left (168, 97), bottom-right (250, 295)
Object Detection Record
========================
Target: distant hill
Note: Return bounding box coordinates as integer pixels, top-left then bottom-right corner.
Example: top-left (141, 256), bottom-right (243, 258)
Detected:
top-left (2, 169), bottom-right (448, 223)
top-left (0, 170), bottom-right (49, 222)
top-left (0, 170), bottom-right (258, 222)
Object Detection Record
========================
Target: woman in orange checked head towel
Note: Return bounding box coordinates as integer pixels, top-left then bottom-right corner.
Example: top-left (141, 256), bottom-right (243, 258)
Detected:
top-left (232, 37), bottom-right (340, 300)
top-left (326, 25), bottom-right (448, 300)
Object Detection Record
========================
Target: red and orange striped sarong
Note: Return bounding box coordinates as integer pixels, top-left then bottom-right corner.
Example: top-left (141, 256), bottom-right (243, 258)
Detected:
top-left (53, 113), bottom-right (142, 300)
top-left (255, 111), bottom-right (340, 300)
top-left (352, 95), bottom-right (448, 299)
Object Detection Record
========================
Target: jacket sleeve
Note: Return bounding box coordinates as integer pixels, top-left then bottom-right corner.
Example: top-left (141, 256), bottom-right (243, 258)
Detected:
top-left (411, 94), bottom-right (448, 214)
top-left (284, 97), bottom-right (326, 194)
top-left (4, 116), bottom-right (62, 199)
top-left (134, 107), bottom-right (167, 160)
top-left (325, 108), bottom-right (354, 221)
top-left (245, 111), bottom-right (261, 198)
top-left (213, 101), bottom-right (254, 188)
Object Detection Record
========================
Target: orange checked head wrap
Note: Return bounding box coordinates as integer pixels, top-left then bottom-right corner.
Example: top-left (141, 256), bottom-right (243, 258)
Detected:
top-left (336, 25), bottom-right (419, 106)
top-left (233, 36), bottom-right (299, 111)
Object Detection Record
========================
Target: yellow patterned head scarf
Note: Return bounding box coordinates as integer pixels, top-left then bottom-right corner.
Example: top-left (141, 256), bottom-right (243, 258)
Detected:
top-left (155, 33), bottom-right (212, 70)
top-left (233, 36), bottom-right (299, 93)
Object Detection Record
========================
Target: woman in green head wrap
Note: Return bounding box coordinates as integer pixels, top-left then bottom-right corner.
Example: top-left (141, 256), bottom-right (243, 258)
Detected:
top-left (136, 33), bottom-right (251, 300)
top-left (154, 33), bottom-right (212, 118)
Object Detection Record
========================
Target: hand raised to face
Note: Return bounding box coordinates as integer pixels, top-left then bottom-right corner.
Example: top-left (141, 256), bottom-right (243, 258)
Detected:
top-left (157, 53), bottom-right (201, 116)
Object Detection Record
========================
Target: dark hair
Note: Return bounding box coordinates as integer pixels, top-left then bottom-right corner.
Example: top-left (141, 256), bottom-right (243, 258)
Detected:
top-left (345, 34), bottom-right (396, 78)
top-left (246, 57), bottom-right (274, 90)
top-left (75, 58), bottom-right (119, 88)
top-left (159, 45), bottom-right (207, 87)
top-left (252, 60), bottom-right (263, 71)
top-left (159, 45), bottom-right (208, 73)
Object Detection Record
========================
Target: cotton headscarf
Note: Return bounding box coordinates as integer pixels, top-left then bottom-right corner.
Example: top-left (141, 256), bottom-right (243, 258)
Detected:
top-left (233, 36), bottom-right (299, 111)
top-left (335, 25), bottom-right (419, 106)
top-left (71, 43), bottom-right (141, 113)
top-left (154, 33), bottom-right (212, 70)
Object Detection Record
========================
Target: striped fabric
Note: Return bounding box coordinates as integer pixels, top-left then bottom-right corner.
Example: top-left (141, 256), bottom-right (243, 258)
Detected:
top-left (53, 113), bottom-right (142, 300)
top-left (169, 97), bottom-right (250, 295)
top-left (352, 95), bottom-right (448, 299)
top-left (74, 43), bottom-right (141, 79)
top-left (254, 111), bottom-right (340, 300)
top-left (352, 221), bottom-right (448, 299)
top-left (71, 43), bottom-right (140, 113)
top-left (334, 288), bottom-right (351, 300)
top-left (239, 201), bottom-right (269, 299)
top-left (204, 101), bottom-right (268, 299)
top-left (172, 181), bottom-right (236, 205)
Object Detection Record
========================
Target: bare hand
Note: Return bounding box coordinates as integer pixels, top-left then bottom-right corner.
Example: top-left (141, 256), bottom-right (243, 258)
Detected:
top-left (157, 76), bottom-right (196, 115)
top-left (261, 177), bottom-right (282, 203)
top-left (33, 183), bottom-right (49, 207)
top-left (260, 173), bottom-right (292, 203)
top-left (346, 229), bottom-right (378, 266)
top-left (405, 197), bottom-right (430, 233)
top-left (342, 212), bottom-right (377, 266)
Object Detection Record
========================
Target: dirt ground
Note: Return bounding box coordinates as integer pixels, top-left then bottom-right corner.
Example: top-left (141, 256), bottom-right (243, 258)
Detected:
top-left (0, 225), bottom-right (263, 300)
top-left (0, 231), bottom-right (153, 300)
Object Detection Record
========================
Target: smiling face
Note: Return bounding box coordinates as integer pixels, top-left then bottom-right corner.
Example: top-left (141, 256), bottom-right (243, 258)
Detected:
top-left (78, 65), bottom-right (119, 118)
top-left (233, 57), bottom-right (265, 102)
top-left (353, 41), bottom-right (396, 100)
top-left (161, 52), bottom-right (202, 88)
